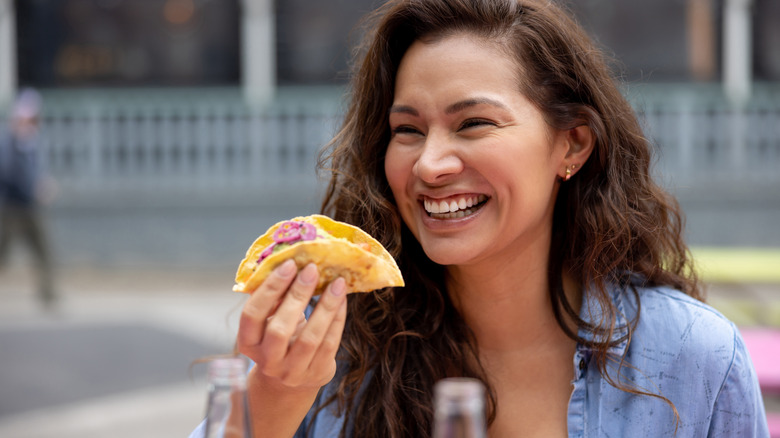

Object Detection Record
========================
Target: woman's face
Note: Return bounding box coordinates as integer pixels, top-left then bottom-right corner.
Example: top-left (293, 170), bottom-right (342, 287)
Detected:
top-left (384, 33), bottom-right (571, 268)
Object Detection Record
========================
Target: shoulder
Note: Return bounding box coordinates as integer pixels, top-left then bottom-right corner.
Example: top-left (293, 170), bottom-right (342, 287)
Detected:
top-left (621, 284), bottom-right (738, 360)
top-left (615, 284), bottom-right (740, 401)
top-left (619, 285), bottom-right (749, 405)
top-left (615, 284), bottom-right (767, 435)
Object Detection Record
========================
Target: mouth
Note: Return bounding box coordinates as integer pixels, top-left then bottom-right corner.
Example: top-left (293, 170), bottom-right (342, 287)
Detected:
top-left (422, 194), bottom-right (489, 219)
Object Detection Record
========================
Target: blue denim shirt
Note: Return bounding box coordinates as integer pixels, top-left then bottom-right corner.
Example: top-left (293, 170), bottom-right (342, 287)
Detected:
top-left (190, 284), bottom-right (769, 437)
top-left (568, 284), bottom-right (768, 437)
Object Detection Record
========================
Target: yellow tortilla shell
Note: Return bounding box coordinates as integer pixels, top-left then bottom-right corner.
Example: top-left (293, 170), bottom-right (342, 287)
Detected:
top-left (233, 214), bottom-right (404, 294)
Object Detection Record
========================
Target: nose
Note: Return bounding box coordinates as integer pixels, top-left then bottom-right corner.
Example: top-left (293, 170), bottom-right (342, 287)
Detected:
top-left (413, 131), bottom-right (464, 184)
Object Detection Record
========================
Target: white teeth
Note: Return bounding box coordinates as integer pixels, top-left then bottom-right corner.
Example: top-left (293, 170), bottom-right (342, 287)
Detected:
top-left (423, 195), bottom-right (487, 217)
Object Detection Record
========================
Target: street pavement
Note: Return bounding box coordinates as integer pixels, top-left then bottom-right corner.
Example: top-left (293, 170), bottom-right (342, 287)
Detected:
top-left (0, 264), bottom-right (246, 438)
top-left (1, 263), bottom-right (779, 437)
top-left (0, 197), bottom-right (322, 438)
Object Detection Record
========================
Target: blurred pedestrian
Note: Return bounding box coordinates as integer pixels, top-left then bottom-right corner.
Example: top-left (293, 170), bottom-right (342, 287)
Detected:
top-left (0, 88), bottom-right (57, 310)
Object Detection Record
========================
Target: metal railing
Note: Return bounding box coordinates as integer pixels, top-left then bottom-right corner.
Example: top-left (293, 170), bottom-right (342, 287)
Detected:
top-left (16, 84), bottom-right (780, 203)
top-left (42, 107), bottom-right (339, 195)
top-left (31, 87), bottom-right (343, 203)
top-left (631, 83), bottom-right (780, 189)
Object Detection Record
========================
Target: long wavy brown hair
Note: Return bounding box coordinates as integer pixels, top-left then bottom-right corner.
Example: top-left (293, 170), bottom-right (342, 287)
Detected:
top-left (316, 0), bottom-right (702, 436)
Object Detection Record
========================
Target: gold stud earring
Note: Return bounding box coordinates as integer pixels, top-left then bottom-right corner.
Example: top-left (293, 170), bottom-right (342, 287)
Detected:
top-left (564, 164), bottom-right (577, 181)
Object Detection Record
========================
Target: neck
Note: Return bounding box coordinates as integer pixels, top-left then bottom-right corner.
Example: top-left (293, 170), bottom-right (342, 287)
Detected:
top-left (445, 251), bottom-right (580, 353)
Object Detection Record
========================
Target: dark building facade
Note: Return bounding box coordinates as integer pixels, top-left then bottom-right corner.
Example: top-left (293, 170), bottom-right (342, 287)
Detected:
top-left (12, 0), bottom-right (779, 89)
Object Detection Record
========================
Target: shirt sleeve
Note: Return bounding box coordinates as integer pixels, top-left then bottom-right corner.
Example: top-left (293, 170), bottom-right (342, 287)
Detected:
top-left (707, 325), bottom-right (770, 437)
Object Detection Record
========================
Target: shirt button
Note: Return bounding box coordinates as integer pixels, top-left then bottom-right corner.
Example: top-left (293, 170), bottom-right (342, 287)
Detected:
top-left (578, 359), bottom-right (586, 370)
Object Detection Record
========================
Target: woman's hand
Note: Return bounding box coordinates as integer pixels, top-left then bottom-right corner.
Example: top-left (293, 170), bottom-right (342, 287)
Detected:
top-left (237, 257), bottom-right (348, 392)
top-left (235, 259), bottom-right (348, 437)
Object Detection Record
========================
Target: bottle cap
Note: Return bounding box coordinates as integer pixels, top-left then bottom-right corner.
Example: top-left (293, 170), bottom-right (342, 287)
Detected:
top-left (435, 378), bottom-right (484, 399)
top-left (207, 357), bottom-right (248, 387)
top-left (434, 378), bottom-right (485, 414)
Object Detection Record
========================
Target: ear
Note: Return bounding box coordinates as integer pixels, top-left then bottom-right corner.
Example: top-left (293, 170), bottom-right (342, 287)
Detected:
top-left (559, 124), bottom-right (595, 179)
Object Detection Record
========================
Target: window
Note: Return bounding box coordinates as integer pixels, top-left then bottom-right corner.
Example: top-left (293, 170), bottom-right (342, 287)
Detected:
top-left (754, 0), bottom-right (780, 81)
top-left (15, 0), bottom-right (241, 87)
top-left (568, 0), bottom-right (715, 82)
top-left (275, 0), bottom-right (375, 84)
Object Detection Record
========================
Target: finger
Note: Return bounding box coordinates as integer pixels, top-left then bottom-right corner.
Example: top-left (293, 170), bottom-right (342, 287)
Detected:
top-left (309, 296), bottom-right (348, 384)
top-left (288, 311), bottom-right (308, 345)
top-left (237, 259), bottom-right (297, 349)
top-left (286, 277), bottom-right (347, 367)
top-left (262, 263), bottom-right (320, 362)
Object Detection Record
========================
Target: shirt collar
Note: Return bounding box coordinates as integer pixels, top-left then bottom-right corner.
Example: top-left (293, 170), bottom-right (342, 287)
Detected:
top-left (576, 280), bottom-right (629, 358)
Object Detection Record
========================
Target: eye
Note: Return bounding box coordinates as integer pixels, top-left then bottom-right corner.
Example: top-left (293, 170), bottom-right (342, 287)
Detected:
top-left (391, 125), bottom-right (423, 136)
top-left (459, 118), bottom-right (495, 130)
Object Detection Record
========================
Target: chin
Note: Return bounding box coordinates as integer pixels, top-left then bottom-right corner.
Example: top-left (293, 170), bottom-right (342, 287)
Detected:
top-left (417, 238), bottom-right (474, 267)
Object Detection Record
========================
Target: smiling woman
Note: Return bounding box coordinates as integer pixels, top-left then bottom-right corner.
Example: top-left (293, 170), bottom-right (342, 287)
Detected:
top-left (385, 33), bottom-right (591, 270)
top-left (188, 0), bottom-right (770, 437)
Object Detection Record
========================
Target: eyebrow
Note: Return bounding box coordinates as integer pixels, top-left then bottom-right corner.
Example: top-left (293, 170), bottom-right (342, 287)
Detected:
top-left (388, 105), bottom-right (418, 116)
top-left (445, 97), bottom-right (509, 114)
top-left (388, 97), bottom-right (509, 117)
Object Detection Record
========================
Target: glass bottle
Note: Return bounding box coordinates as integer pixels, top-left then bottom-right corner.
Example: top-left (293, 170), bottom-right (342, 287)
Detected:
top-left (432, 378), bottom-right (487, 438)
top-left (203, 357), bottom-right (253, 438)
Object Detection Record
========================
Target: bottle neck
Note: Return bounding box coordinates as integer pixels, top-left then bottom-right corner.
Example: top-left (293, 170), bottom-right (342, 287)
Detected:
top-left (204, 357), bottom-right (252, 438)
top-left (433, 378), bottom-right (487, 438)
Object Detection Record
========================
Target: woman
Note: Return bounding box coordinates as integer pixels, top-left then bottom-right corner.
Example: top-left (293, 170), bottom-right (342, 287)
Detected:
top-left (196, 0), bottom-right (769, 436)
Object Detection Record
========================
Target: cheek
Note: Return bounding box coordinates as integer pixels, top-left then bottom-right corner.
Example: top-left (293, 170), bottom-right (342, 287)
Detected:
top-left (384, 145), bottom-right (411, 199)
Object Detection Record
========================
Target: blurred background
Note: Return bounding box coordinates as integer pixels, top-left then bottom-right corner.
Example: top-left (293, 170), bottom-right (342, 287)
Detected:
top-left (0, 0), bottom-right (778, 436)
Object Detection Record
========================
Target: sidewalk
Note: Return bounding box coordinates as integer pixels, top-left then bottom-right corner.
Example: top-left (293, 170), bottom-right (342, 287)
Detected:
top-left (0, 264), bottom-right (247, 438)
top-left (0, 264), bottom-right (778, 438)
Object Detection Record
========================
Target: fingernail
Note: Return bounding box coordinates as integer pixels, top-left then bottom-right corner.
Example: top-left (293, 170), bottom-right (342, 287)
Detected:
top-left (299, 263), bottom-right (318, 285)
top-left (330, 278), bottom-right (346, 296)
top-left (277, 259), bottom-right (296, 277)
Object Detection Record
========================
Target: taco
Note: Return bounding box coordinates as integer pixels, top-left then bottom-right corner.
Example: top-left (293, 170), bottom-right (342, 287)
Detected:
top-left (233, 214), bottom-right (404, 294)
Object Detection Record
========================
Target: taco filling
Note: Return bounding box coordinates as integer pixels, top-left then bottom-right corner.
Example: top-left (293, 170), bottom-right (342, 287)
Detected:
top-left (258, 220), bottom-right (373, 264)
top-left (258, 220), bottom-right (330, 263)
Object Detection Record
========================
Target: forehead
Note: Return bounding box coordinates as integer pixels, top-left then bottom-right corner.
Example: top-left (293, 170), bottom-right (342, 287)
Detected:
top-left (411, 31), bottom-right (516, 66)
top-left (395, 33), bottom-right (523, 97)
